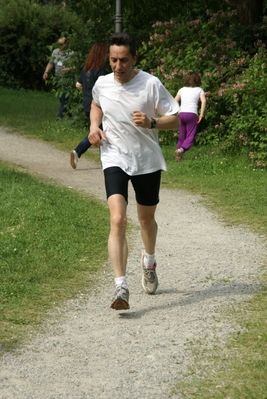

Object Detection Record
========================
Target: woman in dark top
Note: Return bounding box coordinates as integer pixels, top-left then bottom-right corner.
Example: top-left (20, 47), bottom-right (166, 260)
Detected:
top-left (70, 42), bottom-right (107, 169)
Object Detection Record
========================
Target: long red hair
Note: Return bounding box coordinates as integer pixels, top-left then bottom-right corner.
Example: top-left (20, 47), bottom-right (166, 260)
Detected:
top-left (83, 42), bottom-right (107, 72)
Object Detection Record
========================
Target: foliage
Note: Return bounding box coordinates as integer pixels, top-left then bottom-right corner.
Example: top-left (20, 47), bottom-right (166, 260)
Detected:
top-left (0, 0), bottom-right (227, 91)
top-left (41, 0), bottom-right (225, 44)
top-left (139, 9), bottom-right (244, 92)
top-left (205, 47), bottom-right (267, 167)
top-left (122, 0), bottom-right (224, 45)
top-left (0, 0), bottom-right (85, 89)
top-left (139, 10), bottom-right (267, 167)
top-left (66, 0), bottom-right (114, 38)
top-left (1, 1), bottom-right (267, 166)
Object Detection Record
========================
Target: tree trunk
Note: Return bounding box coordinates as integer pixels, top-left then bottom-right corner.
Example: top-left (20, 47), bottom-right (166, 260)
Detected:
top-left (222, 0), bottom-right (264, 26)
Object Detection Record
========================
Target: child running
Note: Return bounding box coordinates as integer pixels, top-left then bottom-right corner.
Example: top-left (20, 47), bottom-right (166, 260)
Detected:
top-left (174, 72), bottom-right (206, 161)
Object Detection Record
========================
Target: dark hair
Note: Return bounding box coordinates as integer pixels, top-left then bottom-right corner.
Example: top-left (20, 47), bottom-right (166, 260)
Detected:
top-left (83, 42), bottom-right (107, 72)
top-left (184, 71), bottom-right (202, 87)
top-left (108, 32), bottom-right (137, 57)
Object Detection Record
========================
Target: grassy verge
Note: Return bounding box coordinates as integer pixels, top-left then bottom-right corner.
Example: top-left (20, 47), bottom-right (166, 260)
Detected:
top-left (0, 88), bottom-right (267, 398)
top-left (0, 162), bottom-right (110, 353)
top-left (162, 146), bottom-right (267, 236)
top-left (0, 87), bottom-right (101, 161)
top-left (171, 284), bottom-right (267, 398)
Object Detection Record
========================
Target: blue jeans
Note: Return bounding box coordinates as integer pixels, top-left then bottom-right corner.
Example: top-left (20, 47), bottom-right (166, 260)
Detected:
top-left (57, 93), bottom-right (68, 119)
top-left (74, 136), bottom-right (91, 158)
top-left (74, 121), bottom-right (103, 158)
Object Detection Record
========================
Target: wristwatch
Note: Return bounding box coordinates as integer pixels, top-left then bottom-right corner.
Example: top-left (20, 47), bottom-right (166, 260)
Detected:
top-left (150, 118), bottom-right (157, 129)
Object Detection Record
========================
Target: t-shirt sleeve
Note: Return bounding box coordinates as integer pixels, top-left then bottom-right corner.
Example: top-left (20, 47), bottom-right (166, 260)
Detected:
top-left (92, 82), bottom-right (100, 106)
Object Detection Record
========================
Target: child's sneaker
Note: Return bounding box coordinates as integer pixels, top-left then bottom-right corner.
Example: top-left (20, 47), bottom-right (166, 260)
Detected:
top-left (175, 149), bottom-right (183, 162)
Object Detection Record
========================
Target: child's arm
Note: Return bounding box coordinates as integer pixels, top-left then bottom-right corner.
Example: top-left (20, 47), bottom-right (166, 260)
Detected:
top-left (198, 93), bottom-right (206, 123)
top-left (174, 93), bottom-right (181, 103)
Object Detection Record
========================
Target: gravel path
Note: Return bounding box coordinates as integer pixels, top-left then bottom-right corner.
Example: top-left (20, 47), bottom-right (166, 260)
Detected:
top-left (0, 127), bottom-right (266, 399)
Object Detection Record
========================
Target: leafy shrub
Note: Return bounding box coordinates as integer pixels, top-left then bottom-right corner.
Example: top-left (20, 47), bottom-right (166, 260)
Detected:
top-left (209, 48), bottom-right (267, 167)
top-left (139, 10), bottom-right (267, 167)
top-left (0, 0), bottom-right (85, 89)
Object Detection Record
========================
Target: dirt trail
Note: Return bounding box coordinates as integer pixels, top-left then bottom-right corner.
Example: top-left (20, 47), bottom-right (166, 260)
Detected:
top-left (0, 127), bottom-right (266, 399)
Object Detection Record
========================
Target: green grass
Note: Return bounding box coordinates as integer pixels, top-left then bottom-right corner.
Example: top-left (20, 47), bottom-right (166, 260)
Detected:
top-left (0, 162), bottom-right (110, 353)
top-left (0, 87), bottom-right (267, 398)
top-left (162, 146), bottom-right (267, 236)
top-left (0, 87), bottom-right (99, 160)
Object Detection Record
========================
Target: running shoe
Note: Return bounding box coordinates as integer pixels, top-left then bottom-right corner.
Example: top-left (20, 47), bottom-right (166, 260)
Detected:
top-left (70, 150), bottom-right (78, 169)
top-left (175, 149), bottom-right (183, 162)
top-left (141, 252), bottom-right (159, 294)
top-left (110, 285), bottom-right (130, 310)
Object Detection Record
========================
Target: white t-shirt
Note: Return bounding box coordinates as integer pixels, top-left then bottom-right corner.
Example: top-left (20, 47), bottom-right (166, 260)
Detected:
top-left (92, 70), bottom-right (179, 176)
top-left (177, 86), bottom-right (204, 114)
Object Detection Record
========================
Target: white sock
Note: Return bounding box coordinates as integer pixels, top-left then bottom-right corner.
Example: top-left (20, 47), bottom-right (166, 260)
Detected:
top-left (114, 276), bottom-right (127, 288)
top-left (143, 252), bottom-right (156, 268)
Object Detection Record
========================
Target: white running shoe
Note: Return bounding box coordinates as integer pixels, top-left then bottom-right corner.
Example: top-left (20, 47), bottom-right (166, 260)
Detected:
top-left (141, 252), bottom-right (159, 294)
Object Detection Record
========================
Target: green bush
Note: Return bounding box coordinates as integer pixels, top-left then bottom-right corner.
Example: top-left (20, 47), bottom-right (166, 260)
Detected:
top-left (139, 10), bottom-right (267, 167)
top-left (1, 2), bottom-right (267, 167)
top-left (209, 48), bottom-right (267, 167)
top-left (0, 0), bottom-right (85, 89)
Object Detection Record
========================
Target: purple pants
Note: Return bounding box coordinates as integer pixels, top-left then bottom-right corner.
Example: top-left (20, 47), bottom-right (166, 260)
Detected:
top-left (176, 112), bottom-right (198, 151)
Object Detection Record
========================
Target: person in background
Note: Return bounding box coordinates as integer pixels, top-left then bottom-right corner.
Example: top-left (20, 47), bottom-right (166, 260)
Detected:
top-left (174, 71), bottom-right (206, 161)
top-left (70, 42), bottom-right (107, 169)
top-left (43, 37), bottom-right (74, 119)
top-left (89, 32), bottom-right (180, 311)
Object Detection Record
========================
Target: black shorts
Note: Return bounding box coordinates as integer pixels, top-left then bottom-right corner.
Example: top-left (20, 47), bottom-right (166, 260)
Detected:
top-left (104, 167), bottom-right (161, 206)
